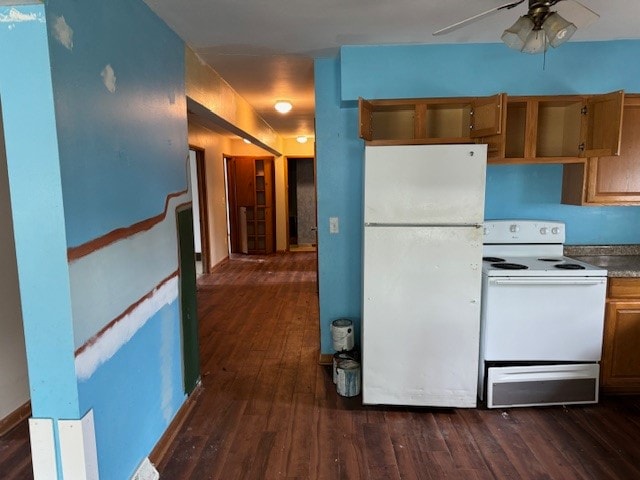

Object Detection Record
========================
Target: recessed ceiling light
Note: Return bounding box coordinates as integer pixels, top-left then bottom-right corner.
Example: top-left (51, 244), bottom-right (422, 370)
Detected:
top-left (296, 136), bottom-right (308, 144)
top-left (243, 138), bottom-right (251, 144)
top-left (274, 100), bottom-right (292, 114)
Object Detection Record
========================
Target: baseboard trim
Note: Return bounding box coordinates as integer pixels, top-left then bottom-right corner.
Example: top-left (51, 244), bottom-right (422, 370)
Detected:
top-left (0, 400), bottom-right (31, 437)
top-left (210, 256), bottom-right (230, 273)
top-left (149, 382), bottom-right (203, 469)
top-left (319, 354), bottom-right (333, 366)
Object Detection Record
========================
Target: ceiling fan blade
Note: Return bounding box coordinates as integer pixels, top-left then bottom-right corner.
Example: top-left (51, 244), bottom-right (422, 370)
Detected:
top-left (433, 0), bottom-right (526, 36)
top-left (555, 0), bottom-right (600, 29)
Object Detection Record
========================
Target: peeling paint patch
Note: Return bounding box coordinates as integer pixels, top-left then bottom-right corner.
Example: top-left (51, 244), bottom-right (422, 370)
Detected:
top-left (75, 275), bottom-right (179, 381)
top-left (101, 64), bottom-right (117, 93)
top-left (52, 15), bottom-right (73, 50)
top-left (0, 7), bottom-right (38, 24)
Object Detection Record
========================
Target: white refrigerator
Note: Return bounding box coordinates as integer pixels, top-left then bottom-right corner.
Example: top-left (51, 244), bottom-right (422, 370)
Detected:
top-left (362, 144), bottom-right (487, 408)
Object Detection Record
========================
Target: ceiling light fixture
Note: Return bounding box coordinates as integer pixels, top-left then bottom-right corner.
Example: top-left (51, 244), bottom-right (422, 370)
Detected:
top-left (243, 138), bottom-right (251, 144)
top-left (274, 100), bottom-right (293, 114)
top-left (296, 136), bottom-right (308, 144)
top-left (501, 6), bottom-right (576, 54)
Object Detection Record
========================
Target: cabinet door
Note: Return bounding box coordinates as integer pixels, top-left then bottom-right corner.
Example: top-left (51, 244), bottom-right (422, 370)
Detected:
top-left (470, 93), bottom-right (505, 138)
top-left (585, 96), bottom-right (640, 204)
top-left (475, 94), bottom-right (508, 158)
top-left (359, 97), bottom-right (373, 141)
top-left (580, 90), bottom-right (624, 158)
top-left (601, 301), bottom-right (640, 393)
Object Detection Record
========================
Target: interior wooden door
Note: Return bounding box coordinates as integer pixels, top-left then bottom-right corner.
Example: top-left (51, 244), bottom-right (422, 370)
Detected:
top-left (176, 206), bottom-right (200, 394)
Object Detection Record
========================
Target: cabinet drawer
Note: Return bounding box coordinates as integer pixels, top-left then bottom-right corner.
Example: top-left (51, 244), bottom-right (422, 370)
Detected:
top-left (608, 277), bottom-right (640, 299)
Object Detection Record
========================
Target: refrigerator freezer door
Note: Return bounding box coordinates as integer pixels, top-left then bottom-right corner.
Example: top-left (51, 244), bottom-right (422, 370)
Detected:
top-left (362, 225), bottom-right (482, 407)
top-left (364, 144), bottom-right (487, 225)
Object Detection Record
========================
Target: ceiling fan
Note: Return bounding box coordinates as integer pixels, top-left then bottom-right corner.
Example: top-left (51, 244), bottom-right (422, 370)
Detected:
top-left (433, 0), bottom-right (600, 54)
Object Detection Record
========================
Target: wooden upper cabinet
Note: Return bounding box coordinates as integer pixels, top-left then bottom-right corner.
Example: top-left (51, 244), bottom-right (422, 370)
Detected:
top-left (580, 90), bottom-right (624, 158)
top-left (358, 94), bottom-right (506, 146)
top-left (359, 98), bottom-right (373, 141)
top-left (358, 92), bottom-right (626, 168)
top-left (562, 95), bottom-right (640, 206)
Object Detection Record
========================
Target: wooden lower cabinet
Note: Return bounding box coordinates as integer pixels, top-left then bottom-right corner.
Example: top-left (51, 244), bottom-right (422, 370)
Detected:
top-left (601, 278), bottom-right (640, 394)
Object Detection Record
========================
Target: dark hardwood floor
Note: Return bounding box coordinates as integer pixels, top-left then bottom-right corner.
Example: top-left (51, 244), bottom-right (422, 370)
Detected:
top-left (159, 252), bottom-right (640, 480)
top-left (2, 251), bottom-right (640, 479)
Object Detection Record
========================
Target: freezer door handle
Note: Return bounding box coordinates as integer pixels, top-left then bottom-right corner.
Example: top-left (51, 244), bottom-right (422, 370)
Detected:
top-left (490, 278), bottom-right (606, 286)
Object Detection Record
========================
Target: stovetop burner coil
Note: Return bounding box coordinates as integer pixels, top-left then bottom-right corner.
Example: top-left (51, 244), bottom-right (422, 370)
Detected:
top-left (483, 257), bottom-right (505, 263)
top-left (538, 258), bottom-right (562, 262)
top-left (491, 262), bottom-right (529, 270)
top-left (554, 263), bottom-right (586, 270)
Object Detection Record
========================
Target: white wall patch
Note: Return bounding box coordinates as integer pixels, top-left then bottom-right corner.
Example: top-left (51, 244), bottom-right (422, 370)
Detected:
top-left (101, 64), bottom-right (117, 93)
top-left (75, 275), bottom-right (179, 381)
top-left (52, 15), bottom-right (73, 50)
top-left (0, 7), bottom-right (38, 24)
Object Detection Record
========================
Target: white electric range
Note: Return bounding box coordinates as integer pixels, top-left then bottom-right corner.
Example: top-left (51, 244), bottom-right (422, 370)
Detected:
top-left (479, 220), bottom-right (608, 408)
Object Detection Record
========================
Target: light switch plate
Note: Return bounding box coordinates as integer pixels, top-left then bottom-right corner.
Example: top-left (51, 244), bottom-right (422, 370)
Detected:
top-left (329, 217), bottom-right (339, 234)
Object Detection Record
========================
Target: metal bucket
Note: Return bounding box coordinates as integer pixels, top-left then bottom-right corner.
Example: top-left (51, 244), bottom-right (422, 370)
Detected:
top-left (333, 351), bottom-right (356, 384)
top-left (336, 359), bottom-right (361, 397)
top-left (331, 318), bottom-right (354, 352)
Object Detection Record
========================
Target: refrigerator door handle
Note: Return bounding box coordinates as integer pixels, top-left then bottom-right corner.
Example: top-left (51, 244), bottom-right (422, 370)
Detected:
top-left (365, 222), bottom-right (483, 228)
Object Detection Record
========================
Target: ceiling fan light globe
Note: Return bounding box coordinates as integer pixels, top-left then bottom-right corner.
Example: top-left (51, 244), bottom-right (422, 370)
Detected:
top-left (521, 29), bottom-right (548, 54)
top-left (543, 12), bottom-right (577, 48)
top-left (501, 16), bottom-right (534, 51)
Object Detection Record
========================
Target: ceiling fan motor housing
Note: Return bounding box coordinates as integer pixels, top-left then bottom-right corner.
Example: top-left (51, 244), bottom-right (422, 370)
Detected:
top-left (528, 0), bottom-right (560, 29)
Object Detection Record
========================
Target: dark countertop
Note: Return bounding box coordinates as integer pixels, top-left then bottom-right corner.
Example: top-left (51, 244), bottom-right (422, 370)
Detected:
top-left (564, 245), bottom-right (640, 278)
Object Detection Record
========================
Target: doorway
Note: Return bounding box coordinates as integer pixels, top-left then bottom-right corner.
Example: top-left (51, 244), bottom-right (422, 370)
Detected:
top-left (0, 96), bottom-right (30, 431)
top-left (287, 157), bottom-right (317, 252)
top-left (225, 156), bottom-right (276, 254)
top-left (188, 147), bottom-right (210, 275)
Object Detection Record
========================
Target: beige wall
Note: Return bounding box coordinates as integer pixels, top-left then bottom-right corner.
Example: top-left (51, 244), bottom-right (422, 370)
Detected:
top-left (0, 109), bottom-right (30, 421)
top-left (188, 122), bottom-right (232, 269)
top-left (185, 47), bottom-right (283, 156)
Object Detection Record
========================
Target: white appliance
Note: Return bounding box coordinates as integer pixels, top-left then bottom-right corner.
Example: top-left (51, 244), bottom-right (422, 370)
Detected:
top-left (362, 144), bottom-right (487, 408)
top-left (479, 220), bottom-right (607, 408)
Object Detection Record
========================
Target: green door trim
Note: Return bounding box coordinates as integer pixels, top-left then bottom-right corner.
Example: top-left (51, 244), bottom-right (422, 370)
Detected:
top-left (176, 205), bottom-right (200, 394)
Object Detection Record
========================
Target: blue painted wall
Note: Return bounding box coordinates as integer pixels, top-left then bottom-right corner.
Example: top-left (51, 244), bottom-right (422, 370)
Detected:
top-left (3, 1), bottom-right (189, 477)
top-left (78, 303), bottom-right (184, 480)
top-left (44, 0), bottom-right (189, 476)
top-left (315, 41), bottom-right (640, 354)
top-left (46, 0), bottom-right (187, 248)
top-left (0, 5), bottom-right (80, 420)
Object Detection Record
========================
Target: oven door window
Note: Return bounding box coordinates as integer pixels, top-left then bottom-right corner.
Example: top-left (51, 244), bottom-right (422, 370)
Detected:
top-left (481, 276), bottom-right (607, 361)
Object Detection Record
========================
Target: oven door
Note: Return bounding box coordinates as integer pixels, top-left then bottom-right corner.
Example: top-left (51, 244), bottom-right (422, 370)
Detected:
top-left (481, 276), bottom-right (607, 361)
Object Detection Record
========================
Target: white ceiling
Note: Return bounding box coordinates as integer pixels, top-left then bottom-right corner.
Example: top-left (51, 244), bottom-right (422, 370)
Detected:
top-left (143, 0), bottom-right (640, 139)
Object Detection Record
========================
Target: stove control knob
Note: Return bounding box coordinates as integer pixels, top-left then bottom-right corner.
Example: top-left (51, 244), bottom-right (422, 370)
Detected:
top-left (540, 227), bottom-right (549, 235)
top-left (510, 224), bottom-right (519, 233)
top-left (551, 227), bottom-right (561, 235)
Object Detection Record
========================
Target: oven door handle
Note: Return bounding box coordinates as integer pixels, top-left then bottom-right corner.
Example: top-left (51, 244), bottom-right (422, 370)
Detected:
top-left (490, 278), bottom-right (606, 286)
